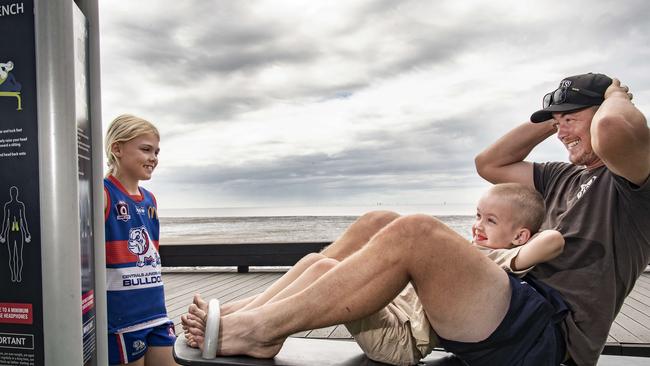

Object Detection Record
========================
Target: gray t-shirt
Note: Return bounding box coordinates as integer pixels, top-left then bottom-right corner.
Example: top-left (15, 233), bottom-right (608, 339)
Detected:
top-left (532, 162), bottom-right (650, 365)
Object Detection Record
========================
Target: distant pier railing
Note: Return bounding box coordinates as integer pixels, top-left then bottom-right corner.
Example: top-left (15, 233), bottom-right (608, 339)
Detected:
top-left (159, 242), bottom-right (331, 273)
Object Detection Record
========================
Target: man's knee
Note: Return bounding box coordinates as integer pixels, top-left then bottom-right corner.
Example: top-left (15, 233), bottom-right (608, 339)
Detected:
top-left (321, 211), bottom-right (401, 261)
top-left (357, 210), bottom-right (400, 232)
top-left (309, 258), bottom-right (339, 276)
top-left (299, 252), bottom-right (328, 267)
top-left (388, 214), bottom-right (448, 241)
top-left (374, 214), bottom-right (461, 259)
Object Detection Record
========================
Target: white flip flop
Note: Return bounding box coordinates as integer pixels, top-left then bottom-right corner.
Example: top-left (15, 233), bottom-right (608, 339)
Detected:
top-left (202, 298), bottom-right (221, 359)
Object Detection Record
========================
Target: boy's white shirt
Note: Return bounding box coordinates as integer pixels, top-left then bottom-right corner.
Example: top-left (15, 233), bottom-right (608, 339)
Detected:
top-left (472, 244), bottom-right (531, 276)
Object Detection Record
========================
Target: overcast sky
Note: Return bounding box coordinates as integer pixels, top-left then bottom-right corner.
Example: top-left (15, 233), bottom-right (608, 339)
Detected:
top-left (98, 0), bottom-right (650, 214)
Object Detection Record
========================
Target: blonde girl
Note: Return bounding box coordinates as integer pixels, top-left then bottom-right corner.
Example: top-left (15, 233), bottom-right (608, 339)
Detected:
top-left (104, 114), bottom-right (177, 366)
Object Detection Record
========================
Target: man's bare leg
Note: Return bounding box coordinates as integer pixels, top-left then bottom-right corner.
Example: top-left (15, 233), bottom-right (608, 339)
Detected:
top-left (219, 209), bottom-right (398, 313)
top-left (320, 211), bottom-right (399, 261)
top-left (225, 252), bottom-right (328, 314)
top-left (207, 211), bottom-right (396, 314)
top-left (182, 211), bottom-right (397, 339)
top-left (204, 215), bottom-right (510, 358)
top-left (241, 258), bottom-right (339, 311)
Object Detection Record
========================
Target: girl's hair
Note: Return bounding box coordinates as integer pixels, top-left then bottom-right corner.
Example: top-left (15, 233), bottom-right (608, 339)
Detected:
top-left (104, 114), bottom-right (159, 176)
top-left (490, 183), bottom-right (546, 233)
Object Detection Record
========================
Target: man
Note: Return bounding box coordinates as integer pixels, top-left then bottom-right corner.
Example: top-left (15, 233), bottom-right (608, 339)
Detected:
top-left (474, 73), bottom-right (650, 365)
top-left (184, 73), bottom-right (648, 365)
top-left (185, 183), bottom-right (565, 365)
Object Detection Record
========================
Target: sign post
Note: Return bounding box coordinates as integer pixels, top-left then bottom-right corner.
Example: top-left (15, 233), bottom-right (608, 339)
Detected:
top-left (0, 0), bottom-right (106, 364)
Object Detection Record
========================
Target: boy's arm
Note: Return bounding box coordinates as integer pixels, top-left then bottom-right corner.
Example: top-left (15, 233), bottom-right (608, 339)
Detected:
top-left (512, 230), bottom-right (565, 271)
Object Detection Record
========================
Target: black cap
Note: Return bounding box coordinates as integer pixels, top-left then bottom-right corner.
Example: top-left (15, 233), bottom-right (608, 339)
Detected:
top-left (530, 73), bottom-right (612, 123)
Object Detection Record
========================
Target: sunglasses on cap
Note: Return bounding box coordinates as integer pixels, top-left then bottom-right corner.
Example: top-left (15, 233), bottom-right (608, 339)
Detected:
top-left (542, 86), bottom-right (602, 108)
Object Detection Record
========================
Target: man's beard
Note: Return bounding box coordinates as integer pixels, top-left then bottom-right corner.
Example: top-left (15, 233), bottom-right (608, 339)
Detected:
top-left (570, 150), bottom-right (600, 167)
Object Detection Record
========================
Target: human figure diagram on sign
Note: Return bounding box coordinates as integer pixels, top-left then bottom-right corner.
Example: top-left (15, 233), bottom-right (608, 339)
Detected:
top-left (0, 186), bottom-right (31, 283)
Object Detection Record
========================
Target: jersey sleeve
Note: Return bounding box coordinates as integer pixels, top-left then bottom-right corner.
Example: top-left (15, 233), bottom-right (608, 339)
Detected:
top-left (149, 191), bottom-right (158, 208)
top-left (140, 187), bottom-right (158, 208)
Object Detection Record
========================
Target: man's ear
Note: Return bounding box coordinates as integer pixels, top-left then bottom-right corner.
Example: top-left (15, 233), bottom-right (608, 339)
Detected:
top-left (512, 228), bottom-right (532, 246)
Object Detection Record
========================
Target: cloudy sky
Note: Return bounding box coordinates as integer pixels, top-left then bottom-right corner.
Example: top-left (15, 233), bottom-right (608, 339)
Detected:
top-left (98, 0), bottom-right (650, 214)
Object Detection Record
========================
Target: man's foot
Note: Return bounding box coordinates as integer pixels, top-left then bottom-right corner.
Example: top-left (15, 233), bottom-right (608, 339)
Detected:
top-left (214, 311), bottom-right (285, 358)
top-left (186, 307), bottom-right (285, 357)
top-left (181, 294), bottom-right (208, 348)
top-left (182, 294), bottom-right (285, 358)
top-left (220, 301), bottom-right (243, 316)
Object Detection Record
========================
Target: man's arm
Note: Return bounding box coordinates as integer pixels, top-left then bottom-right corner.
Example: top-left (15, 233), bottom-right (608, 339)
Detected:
top-left (474, 121), bottom-right (557, 186)
top-left (512, 230), bottom-right (564, 271)
top-left (591, 79), bottom-right (650, 186)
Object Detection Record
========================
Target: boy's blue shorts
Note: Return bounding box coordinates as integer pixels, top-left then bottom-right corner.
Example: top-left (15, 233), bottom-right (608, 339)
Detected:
top-left (108, 321), bottom-right (176, 365)
top-left (438, 273), bottom-right (569, 366)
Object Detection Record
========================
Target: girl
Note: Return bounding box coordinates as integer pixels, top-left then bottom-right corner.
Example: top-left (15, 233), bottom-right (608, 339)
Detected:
top-left (104, 114), bottom-right (177, 365)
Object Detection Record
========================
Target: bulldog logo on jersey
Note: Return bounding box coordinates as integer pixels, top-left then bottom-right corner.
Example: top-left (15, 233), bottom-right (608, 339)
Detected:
top-left (115, 201), bottom-right (131, 222)
top-left (127, 226), bottom-right (160, 267)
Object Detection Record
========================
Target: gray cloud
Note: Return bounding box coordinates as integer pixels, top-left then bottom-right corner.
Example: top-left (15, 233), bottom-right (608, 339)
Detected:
top-left (101, 1), bottom-right (650, 209)
top-left (154, 114), bottom-right (486, 204)
top-left (103, 0), bottom-right (650, 123)
top-left (105, 3), bottom-right (321, 79)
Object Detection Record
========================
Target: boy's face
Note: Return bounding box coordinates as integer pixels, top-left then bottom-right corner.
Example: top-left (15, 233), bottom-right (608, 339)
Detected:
top-left (471, 190), bottom-right (524, 249)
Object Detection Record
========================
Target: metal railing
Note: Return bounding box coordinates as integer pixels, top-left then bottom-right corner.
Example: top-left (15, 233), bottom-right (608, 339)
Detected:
top-left (159, 241), bottom-right (331, 273)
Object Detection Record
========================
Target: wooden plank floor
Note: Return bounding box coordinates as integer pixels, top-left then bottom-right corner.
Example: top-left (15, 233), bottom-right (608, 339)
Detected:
top-left (164, 269), bottom-right (650, 345)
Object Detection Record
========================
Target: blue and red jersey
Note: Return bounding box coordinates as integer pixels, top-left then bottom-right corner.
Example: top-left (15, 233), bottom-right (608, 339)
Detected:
top-left (104, 175), bottom-right (169, 333)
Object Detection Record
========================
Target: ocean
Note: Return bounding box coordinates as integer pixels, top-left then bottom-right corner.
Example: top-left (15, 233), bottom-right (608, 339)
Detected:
top-left (159, 210), bottom-right (475, 245)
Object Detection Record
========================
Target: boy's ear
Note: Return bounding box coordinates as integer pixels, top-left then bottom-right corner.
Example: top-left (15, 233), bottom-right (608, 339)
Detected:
top-left (512, 228), bottom-right (532, 246)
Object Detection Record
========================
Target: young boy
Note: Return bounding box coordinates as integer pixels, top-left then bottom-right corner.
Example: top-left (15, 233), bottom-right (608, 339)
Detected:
top-left (183, 183), bottom-right (564, 365)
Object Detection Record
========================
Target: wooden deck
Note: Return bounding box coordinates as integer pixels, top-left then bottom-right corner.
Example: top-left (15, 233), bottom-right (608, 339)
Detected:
top-left (163, 269), bottom-right (650, 350)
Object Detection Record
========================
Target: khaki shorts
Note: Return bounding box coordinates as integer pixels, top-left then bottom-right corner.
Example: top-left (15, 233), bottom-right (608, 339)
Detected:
top-left (345, 284), bottom-right (439, 366)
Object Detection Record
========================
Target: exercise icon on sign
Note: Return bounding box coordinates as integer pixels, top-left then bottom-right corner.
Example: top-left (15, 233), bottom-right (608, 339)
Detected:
top-left (0, 60), bottom-right (23, 110)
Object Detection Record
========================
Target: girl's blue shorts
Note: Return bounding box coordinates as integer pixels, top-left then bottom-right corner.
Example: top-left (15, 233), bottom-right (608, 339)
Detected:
top-left (108, 320), bottom-right (176, 365)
